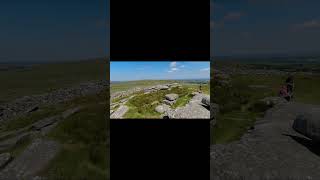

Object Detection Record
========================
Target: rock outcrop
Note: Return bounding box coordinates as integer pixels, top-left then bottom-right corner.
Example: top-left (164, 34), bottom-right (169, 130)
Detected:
top-left (165, 93), bottom-right (210, 119)
top-left (0, 80), bottom-right (107, 122)
top-left (211, 102), bottom-right (320, 179)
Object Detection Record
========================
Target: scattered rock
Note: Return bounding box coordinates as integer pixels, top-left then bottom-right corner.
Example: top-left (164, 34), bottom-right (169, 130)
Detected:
top-left (0, 153), bottom-right (11, 169)
top-left (156, 85), bottom-right (169, 90)
top-left (165, 94), bottom-right (179, 101)
top-left (155, 104), bottom-right (171, 114)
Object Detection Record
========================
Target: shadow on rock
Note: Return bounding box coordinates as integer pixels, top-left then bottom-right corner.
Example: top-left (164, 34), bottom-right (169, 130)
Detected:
top-left (283, 133), bottom-right (320, 157)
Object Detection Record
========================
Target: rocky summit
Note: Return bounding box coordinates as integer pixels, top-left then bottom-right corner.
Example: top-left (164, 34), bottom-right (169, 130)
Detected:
top-left (110, 83), bottom-right (211, 119)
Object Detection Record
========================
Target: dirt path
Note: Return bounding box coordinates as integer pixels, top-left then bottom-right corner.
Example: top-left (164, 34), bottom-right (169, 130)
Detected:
top-left (211, 102), bottom-right (320, 179)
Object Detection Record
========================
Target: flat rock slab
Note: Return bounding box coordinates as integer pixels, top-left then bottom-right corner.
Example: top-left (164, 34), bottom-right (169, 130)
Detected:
top-left (166, 103), bottom-right (210, 119)
top-left (211, 102), bottom-right (320, 179)
top-left (110, 105), bottom-right (129, 119)
top-left (61, 106), bottom-right (82, 119)
top-left (0, 138), bottom-right (60, 179)
top-left (155, 104), bottom-right (171, 114)
top-left (31, 116), bottom-right (59, 131)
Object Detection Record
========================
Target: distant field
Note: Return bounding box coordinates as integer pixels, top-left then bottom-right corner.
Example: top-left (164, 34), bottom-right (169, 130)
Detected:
top-left (0, 59), bottom-right (106, 103)
top-left (110, 80), bottom-right (178, 94)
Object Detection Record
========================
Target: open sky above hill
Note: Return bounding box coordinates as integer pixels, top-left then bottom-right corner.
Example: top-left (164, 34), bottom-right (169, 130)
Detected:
top-left (110, 61), bottom-right (210, 81)
top-left (0, 0), bottom-right (109, 62)
top-left (211, 0), bottom-right (320, 57)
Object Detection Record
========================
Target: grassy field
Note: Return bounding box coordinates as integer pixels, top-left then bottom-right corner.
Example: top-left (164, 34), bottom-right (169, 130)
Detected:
top-left (41, 91), bottom-right (109, 179)
top-left (0, 59), bottom-right (107, 103)
top-left (0, 59), bottom-right (109, 179)
top-left (211, 61), bottom-right (320, 144)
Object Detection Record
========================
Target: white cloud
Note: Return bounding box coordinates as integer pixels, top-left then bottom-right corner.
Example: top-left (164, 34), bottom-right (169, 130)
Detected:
top-left (179, 65), bottom-right (185, 68)
top-left (200, 67), bottom-right (210, 71)
top-left (170, 62), bottom-right (177, 68)
top-left (167, 62), bottom-right (180, 73)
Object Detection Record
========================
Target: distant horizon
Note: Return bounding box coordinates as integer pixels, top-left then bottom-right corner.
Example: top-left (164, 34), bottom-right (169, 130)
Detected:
top-left (0, 57), bottom-right (108, 65)
top-left (111, 77), bottom-right (210, 83)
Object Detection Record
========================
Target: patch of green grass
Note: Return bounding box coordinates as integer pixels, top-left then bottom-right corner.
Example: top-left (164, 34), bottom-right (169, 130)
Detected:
top-left (40, 144), bottom-right (109, 180)
top-left (211, 74), bottom-right (275, 144)
top-left (41, 95), bottom-right (109, 179)
top-left (172, 94), bottom-right (193, 109)
top-left (211, 111), bottom-right (260, 144)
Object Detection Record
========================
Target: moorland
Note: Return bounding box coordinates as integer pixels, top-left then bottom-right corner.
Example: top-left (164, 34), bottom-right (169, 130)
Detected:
top-left (110, 79), bottom-right (210, 119)
top-left (0, 59), bottom-right (109, 179)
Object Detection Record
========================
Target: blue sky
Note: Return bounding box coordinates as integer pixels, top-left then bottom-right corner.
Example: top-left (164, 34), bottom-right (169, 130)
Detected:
top-left (0, 0), bottom-right (109, 62)
top-left (110, 61), bottom-right (210, 81)
top-left (211, 0), bottom-right (320, 56)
